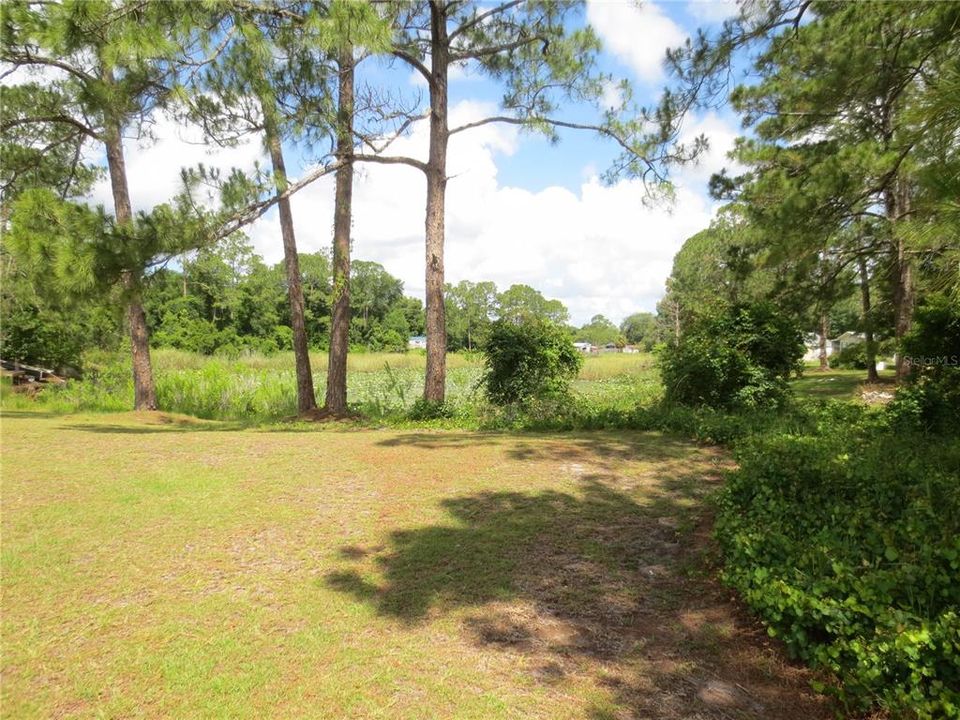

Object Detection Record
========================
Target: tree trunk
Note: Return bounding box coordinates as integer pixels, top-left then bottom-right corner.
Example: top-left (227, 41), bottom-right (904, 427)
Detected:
top-left (324, 44), bottom-right (355, 416)
top-left (886, 180), bottom-right (914, 383)
top-left (424, 0), bottom-right (449, 403)
top-left (104, 121), bottom-right (157, 411)
top-left (858, 256), bottom-right (879, 383)
top-left (263, 114), bottom-right (316, 414)
top-left (818, 312), bottom-right (830, 370)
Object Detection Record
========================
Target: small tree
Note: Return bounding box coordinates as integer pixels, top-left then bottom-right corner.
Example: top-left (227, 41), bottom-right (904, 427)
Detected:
top-left (658, 302), bottom-right (803, 409)
top-left (481, 318), bottom-right (582, 406)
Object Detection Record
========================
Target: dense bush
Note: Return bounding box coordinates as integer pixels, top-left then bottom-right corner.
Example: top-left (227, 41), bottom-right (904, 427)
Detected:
top-left (830, 342), bottom-right (869, 369)
top-left (830, 338), bottom-right (895, 370)
top-left (715, 405), bottom-right (960, 717)
top-left (658, 302), bottom-right (803, 409)
top-left (480, 318), bottom-right (582, 405)
top-left (891, 294), bottom-right (960, 433)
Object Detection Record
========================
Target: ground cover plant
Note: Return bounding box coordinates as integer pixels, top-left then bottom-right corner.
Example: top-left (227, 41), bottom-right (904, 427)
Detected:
top-left (714, 402), bottom-right (960, 718)
top-left (1, 412), bottom-right (832, 719)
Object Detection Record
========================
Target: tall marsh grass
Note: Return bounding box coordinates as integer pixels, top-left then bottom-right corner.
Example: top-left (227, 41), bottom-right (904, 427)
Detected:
top-left (151, 348), bottom-right (481, 374)
top-left (1, 349), bottom-right (659, 423)
top-left (576, 352), bottom-right (655, 381)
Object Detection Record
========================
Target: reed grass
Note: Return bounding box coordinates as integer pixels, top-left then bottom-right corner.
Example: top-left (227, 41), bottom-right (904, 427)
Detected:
top-left (2, 350), bottom-right (659, 422)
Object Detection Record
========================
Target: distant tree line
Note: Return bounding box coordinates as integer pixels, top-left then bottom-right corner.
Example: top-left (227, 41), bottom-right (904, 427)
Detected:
top-left (3, 228), bottom-right (664, 365)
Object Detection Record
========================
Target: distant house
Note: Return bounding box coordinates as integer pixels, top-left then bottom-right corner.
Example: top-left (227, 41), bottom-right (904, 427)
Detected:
top-left (832, 331), bottom-right (865, 354)
top-left (408, 335), bottom-right (427, 350)
top-left (622, 345), bottom-right (640, 354)
top-left (803, 332), bottom-right (865, 361)
top-left (600, 342), bottom-right (619, 353)
top-left (573, 341), bottom-right (594, 353)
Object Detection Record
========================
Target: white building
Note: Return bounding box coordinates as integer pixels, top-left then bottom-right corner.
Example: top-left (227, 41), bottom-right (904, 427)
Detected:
top-left (803, 332), bottom-right (865, 362)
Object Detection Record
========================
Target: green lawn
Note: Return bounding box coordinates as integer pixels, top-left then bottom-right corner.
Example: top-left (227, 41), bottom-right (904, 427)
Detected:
top-left (791, 366), bottom-right (896, 401)
top-left (0, 411), bottom-right (830, 719)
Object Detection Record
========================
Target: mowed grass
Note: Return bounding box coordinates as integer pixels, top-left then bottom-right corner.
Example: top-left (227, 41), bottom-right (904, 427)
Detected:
top-left (1, 411), bottom-right (829, 719)
top-left (791, 365), bottom-right (897, 401)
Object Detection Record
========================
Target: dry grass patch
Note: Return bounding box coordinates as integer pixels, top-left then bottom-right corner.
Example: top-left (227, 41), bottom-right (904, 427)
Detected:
top-left (2, 411), bottom-right (831, 718)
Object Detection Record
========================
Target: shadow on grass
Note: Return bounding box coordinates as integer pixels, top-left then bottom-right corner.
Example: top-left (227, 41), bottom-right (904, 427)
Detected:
top-left (1, 409), bottom-right (76, 419)
top-left (58, 422), bottom-right (250, 434)
top-left (324, 474), bottom-right (832, 719)
top-left (50, 414), bottom-right (370, 435)
top-left (376, 431), bottom-right (695, 467)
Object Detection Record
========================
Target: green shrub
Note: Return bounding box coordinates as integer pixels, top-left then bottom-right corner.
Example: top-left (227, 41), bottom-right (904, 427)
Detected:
top-left (715, 409), bottom-right (960, 717)
top-left (831, 342), bottom-right (868, 369)
top-left (830, 339), bottom-right (895, 370)
top-left (890, 295), bottom-right (960, 434)
top-left (658, 302), bottom-right (803, 409)
top-left (407, 397), bottom-right (454, 421)
top-left (480, 318), bottom-right (582, 405)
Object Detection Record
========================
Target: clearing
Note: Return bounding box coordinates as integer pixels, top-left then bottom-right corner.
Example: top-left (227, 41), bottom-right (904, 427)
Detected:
top-left (2, 411), bottom-right (831, 719)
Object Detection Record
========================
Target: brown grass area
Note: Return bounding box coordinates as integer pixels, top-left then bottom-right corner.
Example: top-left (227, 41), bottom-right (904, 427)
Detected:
top-left (1, 412), bottom-right (833, 719)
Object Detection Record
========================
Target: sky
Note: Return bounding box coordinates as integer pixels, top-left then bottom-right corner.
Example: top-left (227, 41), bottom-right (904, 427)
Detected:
top-left (83, 0), bottom-right (744, 327)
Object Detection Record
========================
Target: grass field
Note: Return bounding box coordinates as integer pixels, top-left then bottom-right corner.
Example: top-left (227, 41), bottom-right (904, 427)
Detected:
top-left (791, 366), bottom-right (896, 400)
top-left (1, 351), bottom-right (661, 422)
top-left (3, 350), bottom-right (887, 427)
top-left (1, 412), bottom-right (831, 719)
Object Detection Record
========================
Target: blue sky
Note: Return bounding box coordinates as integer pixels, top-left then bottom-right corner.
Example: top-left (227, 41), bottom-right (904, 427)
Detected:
top-left (81, 0), bottom-right (746, 326)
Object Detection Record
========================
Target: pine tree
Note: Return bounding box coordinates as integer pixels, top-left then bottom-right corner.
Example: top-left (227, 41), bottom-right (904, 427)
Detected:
top-left (358, 1), bottom-right (692, 403)
top-left (182, 1), bottom-right (392, 417)
top-left (1, 0), bottom-right (204, 409)
top-left (676, 1), bottom-right (960, 380)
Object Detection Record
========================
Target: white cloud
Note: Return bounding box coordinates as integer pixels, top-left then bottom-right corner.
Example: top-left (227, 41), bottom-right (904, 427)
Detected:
top-left (89, 114), bottom-right (262, 212)
top-left (95, 101), bottom-right (739, 326)
top-left (1, 63), bottom-right (65, 87)
top-left (586, 0), bottom-right (687, 84)
top-left (3, 65), bottom-right (263, 212)
top-left (672, 111), bottom-right (742, 189)
top-left (686, 0), bottom-right (739, 24)
top-left (599, 80), bottom-right (624, 111)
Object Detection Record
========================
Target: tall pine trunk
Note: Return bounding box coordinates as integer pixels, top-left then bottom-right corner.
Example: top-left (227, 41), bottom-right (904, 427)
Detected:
top-left (858, 256), bottom-right (879, 383)
top-left (263, 114), bottom-right (317, 414)
top-left (104, 121), bottom-right (157, 411)
top-left (818, 312), bottom-right (830, 371)
top-left (885, 180), bottom-right (914, 382)
top-left (324, 44), bottom-right (355, 416)
top-left (424, 0), bottom-right (449, 403)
